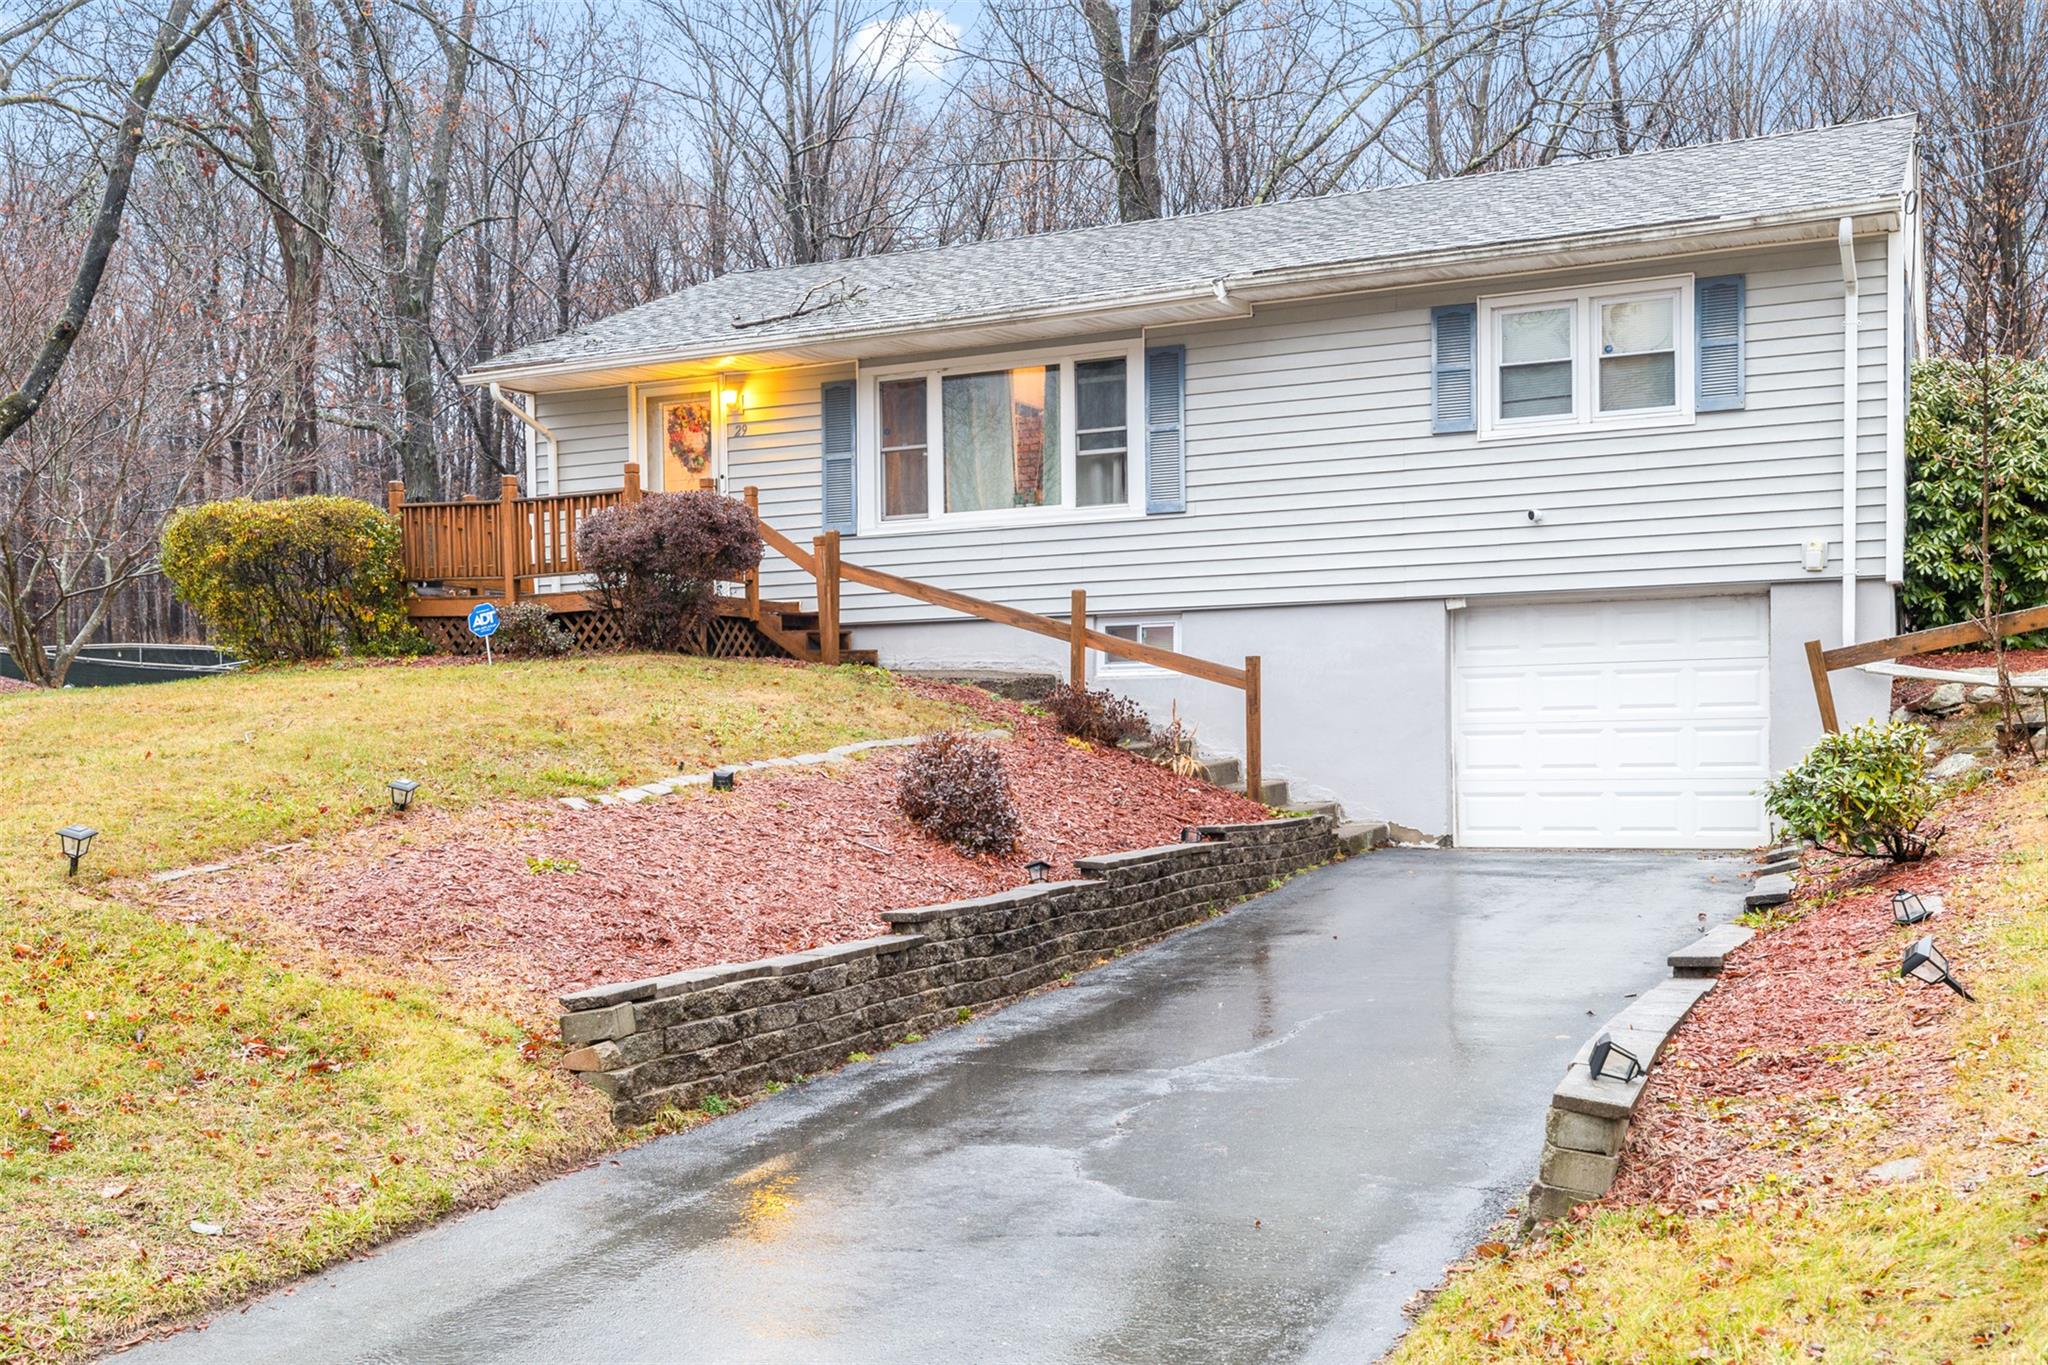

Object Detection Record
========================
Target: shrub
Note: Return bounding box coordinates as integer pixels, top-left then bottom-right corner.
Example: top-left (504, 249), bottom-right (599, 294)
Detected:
top-left (160, 496), bottom-right (424, 661)
top-left (1762, 720), bottom-right (1940, 862)
top-left (1903, 356), bottom-right (2048, 631)
top-left (496, 601), bottom-right (575, 658)
top-left (1043, 683), bottom-right (1150, 745)
top-left (576, 491), bottom-right (762, 650)
top-left (897, 731), bottom-right (1020, 855)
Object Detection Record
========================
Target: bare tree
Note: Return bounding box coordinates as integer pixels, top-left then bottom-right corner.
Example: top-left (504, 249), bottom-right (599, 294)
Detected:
top-left (0, 0), bottom-right (224, 445)
top-left (331, 0), bottom-right (481, 496)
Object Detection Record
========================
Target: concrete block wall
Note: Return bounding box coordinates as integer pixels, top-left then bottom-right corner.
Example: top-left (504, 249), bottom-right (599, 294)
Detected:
top-left (1525, 920), bottom-right (1755, 1223)
top-left (556, 816), bottom-right (1336, 1124)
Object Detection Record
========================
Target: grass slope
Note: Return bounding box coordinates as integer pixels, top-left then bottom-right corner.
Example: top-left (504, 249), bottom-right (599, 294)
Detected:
top-left (0, 657), bottom-right (962, 1360)
top-left (1391, 774), bottom-right (2048, 1362)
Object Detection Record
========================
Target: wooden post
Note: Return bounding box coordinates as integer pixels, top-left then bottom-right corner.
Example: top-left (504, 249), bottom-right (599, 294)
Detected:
top-left (622, 462), bottom-right (642, 505)
top-left (1244, 655), bottom-right (1263, 805)
top-left (1069, 589), bottom-right (1087, 686)
top-left (1806, 639), bottom-right (1840, 734)
top-left (814, 532), bottom-right (842, 665)
top-left (743, 486), bottom-right (761, 620)
top-left (386, 480), bottom-right (405, 513)
top-left (499, 474), bottom-right (522, 605)
top-left (698, 477), bottom-right (716, 492)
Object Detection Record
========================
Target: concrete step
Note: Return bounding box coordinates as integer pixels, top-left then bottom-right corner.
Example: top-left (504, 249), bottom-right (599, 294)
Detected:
top-left (1298, 799), bottom-right (1343, 821)
top-left (1336, 820), bottom-right (1390, 855)
top-left (1229, 777), bottom-right (1291, 807)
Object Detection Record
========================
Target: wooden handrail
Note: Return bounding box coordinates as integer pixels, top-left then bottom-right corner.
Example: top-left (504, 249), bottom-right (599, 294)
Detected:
top-left (737, 485), bottom-right (1262, 795)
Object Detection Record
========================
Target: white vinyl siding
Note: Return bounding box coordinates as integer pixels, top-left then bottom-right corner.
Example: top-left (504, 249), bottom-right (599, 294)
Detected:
top-left (536, 385), bottom-right (630, 495)
top-left (533, 238), bottom-right (1893, 628)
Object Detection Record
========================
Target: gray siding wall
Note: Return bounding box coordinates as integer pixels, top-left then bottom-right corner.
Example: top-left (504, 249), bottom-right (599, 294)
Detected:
top-left (534, 237), bottom-right (1894, 626)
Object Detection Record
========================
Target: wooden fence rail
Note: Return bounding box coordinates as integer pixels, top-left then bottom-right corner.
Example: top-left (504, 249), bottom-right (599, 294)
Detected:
top-left (752, 499), bottom-right (1262, 798)
top-left (1806, 601), bottom-right (2048, 733)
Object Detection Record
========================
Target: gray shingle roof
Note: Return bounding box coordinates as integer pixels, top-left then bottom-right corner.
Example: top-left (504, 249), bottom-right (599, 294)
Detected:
top-left (473, 116), bottom-right (1915, 378)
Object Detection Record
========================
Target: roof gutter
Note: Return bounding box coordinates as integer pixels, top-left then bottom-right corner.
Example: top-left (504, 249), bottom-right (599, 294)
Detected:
top-left (463, 199), bottom-right (1905, 389)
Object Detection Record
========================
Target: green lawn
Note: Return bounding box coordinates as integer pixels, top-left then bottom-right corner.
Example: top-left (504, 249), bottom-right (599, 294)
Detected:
top-left (1390, 774), bottom-right (2048, 1362)
top-left (0, 656), bottom-right (963, 1361)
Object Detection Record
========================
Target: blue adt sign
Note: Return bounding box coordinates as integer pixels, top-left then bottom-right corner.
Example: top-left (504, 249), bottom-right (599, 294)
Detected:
top-left (467, 602), bottom-right (500, 638)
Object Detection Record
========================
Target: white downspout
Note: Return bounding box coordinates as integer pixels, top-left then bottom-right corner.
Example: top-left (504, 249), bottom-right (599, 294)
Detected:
top-left (1837, 218), bottom-right (1859, 645)
top-left (488, 383), bottom-right (559, 495)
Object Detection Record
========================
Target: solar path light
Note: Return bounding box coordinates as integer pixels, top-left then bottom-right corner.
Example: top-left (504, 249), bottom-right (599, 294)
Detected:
top-left (1587, 1032), bottom-right (1645, 1084)
top-left (1901, 936), bottom-right (1974, 1001)
top-left (57, 825), bottom-right (97, 876)
top-left (387, 778), bottom-right (420, 812)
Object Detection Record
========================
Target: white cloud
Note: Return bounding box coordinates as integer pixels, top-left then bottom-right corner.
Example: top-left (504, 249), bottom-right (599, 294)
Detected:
top-left (849, 8), bottom-right (960, 82)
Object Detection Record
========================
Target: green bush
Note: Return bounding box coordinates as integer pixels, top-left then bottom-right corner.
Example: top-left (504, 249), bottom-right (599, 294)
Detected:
top-left (161, 496), bottom-right (425, 661)
top-left (1762, 720), bottom-right (1939, 862)
top-left (1903, 356), bottom-right (2048, 630)
top-left (496, 601), bottom-right (575, 658)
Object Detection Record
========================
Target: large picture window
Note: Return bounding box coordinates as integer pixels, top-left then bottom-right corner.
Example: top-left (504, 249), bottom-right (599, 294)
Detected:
top-left (1476, 276), bottom-right (1693, 439)
top-left (866, 342), bottom-right (1143, 530)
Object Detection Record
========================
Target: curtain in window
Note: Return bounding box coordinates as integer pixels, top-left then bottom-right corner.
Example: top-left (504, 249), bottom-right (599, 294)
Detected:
top-left (942, 367), bottom-right (1060, 512)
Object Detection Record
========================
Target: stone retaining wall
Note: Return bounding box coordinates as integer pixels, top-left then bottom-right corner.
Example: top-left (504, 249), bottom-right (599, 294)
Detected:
top-left (557, 815), bottom-right (1336, 1123)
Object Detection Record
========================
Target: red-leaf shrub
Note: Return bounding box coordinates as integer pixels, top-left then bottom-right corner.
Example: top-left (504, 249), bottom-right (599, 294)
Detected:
top-left (576, 492), bottom-right (762, 650)
top-left (897, 731), bottom-right (1020, 855)
top-left (1042, 683), bottom-right (1150, 745)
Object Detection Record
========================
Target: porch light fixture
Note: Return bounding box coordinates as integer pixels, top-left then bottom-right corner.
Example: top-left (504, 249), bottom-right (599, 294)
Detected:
top-left (1587, 1032), bottom-right (1644, 1084)
top-left (387, 778), bottom-right (419, 812)
top-left (56, 825), bottom-right (97, 877)
top-left (1901, 935), bottom-right (1974, 1001)
top-left (712, 767), bottom-right (738, 792)
top-left (1025, 859), bottom-right (1052, 883)
top-left (1891, 889), bottom-right (1938, 927)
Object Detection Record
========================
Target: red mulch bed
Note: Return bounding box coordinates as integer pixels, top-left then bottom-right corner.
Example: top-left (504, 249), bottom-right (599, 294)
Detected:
top-left (1891, 647), bottom-right (2048, 710)
top-left (0, 676), bottom-right (37, 694)
top-left (146, 682), bottom-right (1267, 1012)
top-left (1604, 773), bottom-right (2024, 1208)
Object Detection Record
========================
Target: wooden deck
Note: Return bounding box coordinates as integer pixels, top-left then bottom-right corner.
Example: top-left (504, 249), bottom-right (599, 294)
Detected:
top-left (394, 465), bottom-right (1263, 794)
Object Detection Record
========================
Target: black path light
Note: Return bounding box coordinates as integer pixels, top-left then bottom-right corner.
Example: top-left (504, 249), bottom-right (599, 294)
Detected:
top-left (56, 825), bottom-right (98, 877)
top-left (1179, 825), bottom-right (1206, 844)
top-left (1901, 935), bottom-right (1974, 1001)
top-left (1891, 889), bottom-right (1939, 926)
top-left (1587, 1032), bottom-right (1645, 1083)
top-left (1025, 859), bottom-right (1052, 883)
top-left (711, 767), bottom-right (738, 792)
top-left (387, 778), bottom-right (420, 813)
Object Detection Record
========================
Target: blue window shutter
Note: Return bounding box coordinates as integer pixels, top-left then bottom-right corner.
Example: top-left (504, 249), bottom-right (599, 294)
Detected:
top-left (1696, 274), bottom-right (1746, 412)
top-left (1430, 304), bottom-right (1476, 433)
top-left (1145, 344), bottom-right (1187, 514)
top-left (820, 379), bottom-right (856, 534)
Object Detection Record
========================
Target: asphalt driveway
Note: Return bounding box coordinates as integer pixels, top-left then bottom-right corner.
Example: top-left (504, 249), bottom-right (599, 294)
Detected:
top-left (124, 848), bottom-right (1740, 1364)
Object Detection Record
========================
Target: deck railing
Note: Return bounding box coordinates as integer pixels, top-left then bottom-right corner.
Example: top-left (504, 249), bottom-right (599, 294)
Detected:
top-left (392, 466), bottom-right (1262, 797)
top-left (388, 464), bottom-right (645, 602)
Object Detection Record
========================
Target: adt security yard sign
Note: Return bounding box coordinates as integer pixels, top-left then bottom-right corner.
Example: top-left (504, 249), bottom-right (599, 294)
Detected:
top-left (468, 601), bottom-right (500, 663)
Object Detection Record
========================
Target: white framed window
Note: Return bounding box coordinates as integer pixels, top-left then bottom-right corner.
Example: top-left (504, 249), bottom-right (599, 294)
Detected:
top-left (1476, 275), bottom-right (1693, 440)
top-left (1097, 617), bottom-right (1180, 676)
top-left (860, 341), bottom-right (1146, 533)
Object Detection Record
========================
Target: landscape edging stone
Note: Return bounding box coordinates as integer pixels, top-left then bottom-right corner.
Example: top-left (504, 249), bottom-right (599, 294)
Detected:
top-left (557, 815), bottom-right (1335, 1124)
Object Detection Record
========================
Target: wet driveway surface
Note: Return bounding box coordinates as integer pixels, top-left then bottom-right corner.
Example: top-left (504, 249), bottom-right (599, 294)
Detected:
top-left (125, 849), bottom-right (1740, 1364)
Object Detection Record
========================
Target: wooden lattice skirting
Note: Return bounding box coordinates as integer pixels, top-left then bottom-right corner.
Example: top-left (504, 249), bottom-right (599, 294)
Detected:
top-left (412, 608), bottom-right (788, 660)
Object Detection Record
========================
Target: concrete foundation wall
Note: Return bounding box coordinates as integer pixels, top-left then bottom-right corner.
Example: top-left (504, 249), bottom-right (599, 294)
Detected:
top-left (860, 580), bottom-right (1897, 842)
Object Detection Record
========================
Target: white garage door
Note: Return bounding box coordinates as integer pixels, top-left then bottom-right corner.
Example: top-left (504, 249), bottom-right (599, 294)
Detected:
top-left (1453, 596), bottom-right (1771, 849)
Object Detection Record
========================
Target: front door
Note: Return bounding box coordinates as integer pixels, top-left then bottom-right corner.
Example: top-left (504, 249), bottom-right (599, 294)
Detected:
top-left (650, 391), bottom-right (716, 491)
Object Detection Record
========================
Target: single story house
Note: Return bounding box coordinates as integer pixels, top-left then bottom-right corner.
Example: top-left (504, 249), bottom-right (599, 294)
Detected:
top-left (464, 115), bottom-right (1921, 850)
